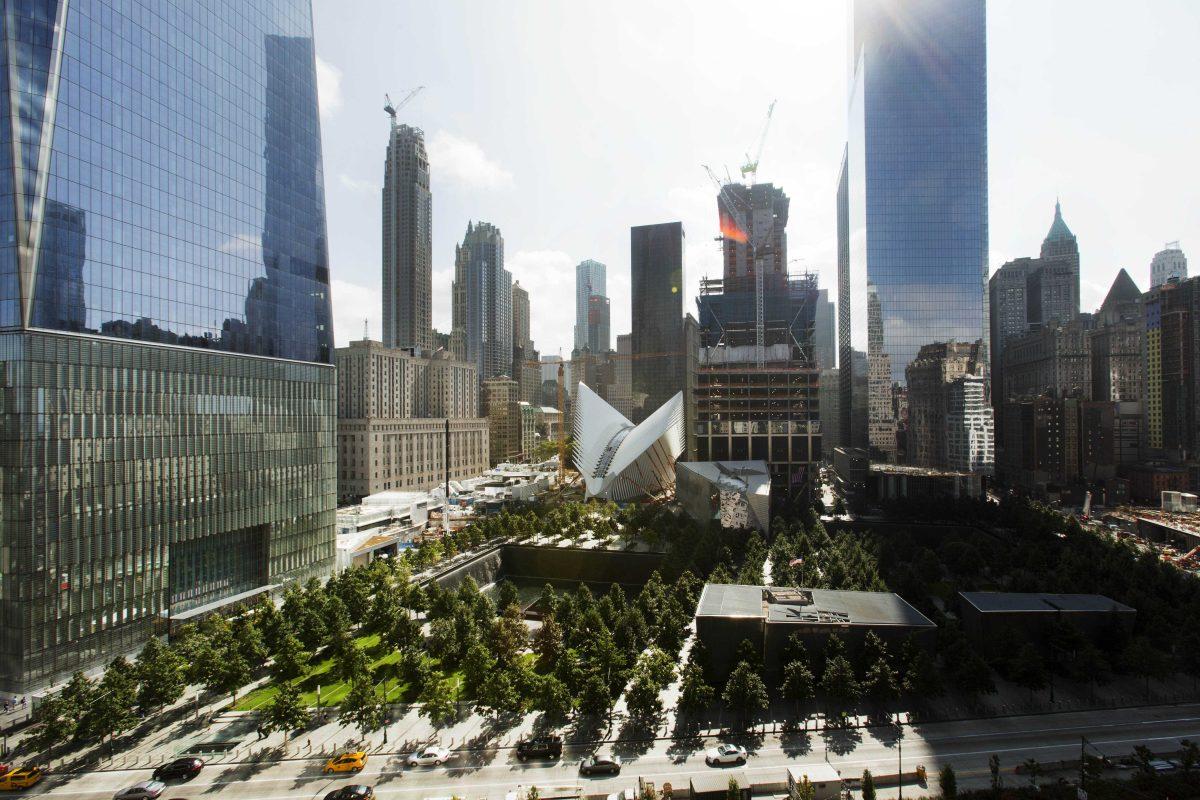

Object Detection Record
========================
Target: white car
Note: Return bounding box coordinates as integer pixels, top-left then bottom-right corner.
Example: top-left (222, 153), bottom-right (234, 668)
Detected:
top-left (705, 743), bottom-right (748, 766)
top-left (407, 745), bottom-right (452, 767)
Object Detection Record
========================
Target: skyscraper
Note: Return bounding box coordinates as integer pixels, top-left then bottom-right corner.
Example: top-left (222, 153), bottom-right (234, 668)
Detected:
top-left (512, 280), bottom-right (532, 352)
top-left (718, 183), bottom-right (789, 291)
top-left (838, 0), bottom-right (989, 464)
top-left (814, 289), bottom-right (836, 370)
top-left (575, 259), bottom-right (607, 351)
top-left (631, 222), bottom-right (685, 422)
top-left (1150, 243), bottom-right (1188, 289)
top-left (0, 2), bottom-right (336, 690)
top-left (452, 222), bottom-right (512, 380)
top-left (382, 123), bottom-right (432, 351)
top-left (587, 293), bottom-right (611, 354)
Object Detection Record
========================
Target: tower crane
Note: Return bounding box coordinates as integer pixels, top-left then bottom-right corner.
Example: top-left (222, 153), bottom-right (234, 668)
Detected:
top-left (740, 99), bottom-right (776, 185)
top-left (384, 86), bottom-right (425, 126)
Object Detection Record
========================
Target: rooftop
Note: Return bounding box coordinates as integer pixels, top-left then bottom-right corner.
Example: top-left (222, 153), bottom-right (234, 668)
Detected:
top-left (958, 592), bottom-right (1135, 614)
top-left (696, 584), bottom-right (935, 629)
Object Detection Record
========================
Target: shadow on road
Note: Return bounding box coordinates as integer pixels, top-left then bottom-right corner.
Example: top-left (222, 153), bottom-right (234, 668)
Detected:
top-left (667, 719), bottom-right (705, 764)
top-left (820, 724), bottom-right (862, 756)
top-left (780, 730), bottom-right (812, 758)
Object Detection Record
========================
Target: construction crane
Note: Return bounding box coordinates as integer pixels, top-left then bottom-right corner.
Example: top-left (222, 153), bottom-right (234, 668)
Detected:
top-left (384, 86), bottom-right (425, 126)
top-left (703, 163), bottom-right (770, 368)
top-left (740, 99), bottom-right (776, 185)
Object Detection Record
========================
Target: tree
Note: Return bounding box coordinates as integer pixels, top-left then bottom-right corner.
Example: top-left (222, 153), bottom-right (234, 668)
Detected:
top-left (579, 672), bottom-right (612, 718)
top-left (339, 676), bottom-right (385, 737)
top-left (535, 674), bottom-right (574, 723)
top-left (903, 649), bottom-right (943, 698)
top-left (418, 676), bottom-right (458, 726)
top-left (946, 640), bottom-right (995, 696)
top-left (1022, 758), bottom-right (1041, 788)
top-left (428, 617), bottom-right (459, 661)
top-left (862, 654), bottom-right (900, 711)
top-left (29, 692), bottom-right (79, 755)
top-left (1180, 739), bottom-right (1199, 774)
top-left (80, 657), bottom-right (138, 744)
top-left (678, 661), bottom-right (715, 714)
top-left (625, 673), bottom-right (663, 720)
top-left (939, 764), bottom-right (957, 799)
top-left (988, 754), bottom-right (1002, 797)
top-left (791, 775), bottom-right (815, 800)
top-left (477, 670), bottom-right (522, 717)
top-left (533, 614), bottom-right (565, 669)
top-left (1010, 642), bottom-right (1048, 702)
top-left (491, 605), bottom-right (529, 667)
top-left (497, 580), bottom-right (521, 612)
top-left (255, 595), bottom-right (287, 653)
top-left (463, 641), bottom-right (497, 699)
top-left (271, 630), bottom-right (309, 683)
top-left (232, 615), bottom-right (269, 666)
top-left (385, 612), bottom-right (422, 654)
top-left (780, 634), bottom-right (810, 670)
top-left (722, 661), bottom-right (769, 727)
top-left (861, 770), bottom-right (876, 800)
top-left (1122, 636), bottom-right (1171, 699)
top-left (638, 647), bottom-right (676, 688)
top-left (262, 680), bottom-right (309, 737)
top-left (134, 636), bottom-right (186, 713)
top-left (820, 655), bottom-right (861, 715)
top-left (781, 660), bottom-right (815, 719)
top-left (333, 636), bottom-right (369, 684)
top-left (726, 778), bottom-right (741, 800)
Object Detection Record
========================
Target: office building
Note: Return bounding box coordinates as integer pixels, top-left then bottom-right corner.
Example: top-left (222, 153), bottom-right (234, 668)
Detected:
top-left (631, 222), bottom-right (686, 422)
top-left (519, 401), bottom-right (540, 459)
top-left (1002, 317), bottom-right (1093, 402)
top-left (718, 182), bottom-right (789, 291)
top-left (586, 293), bottom-right (611, 354)
top-left (1081, 400), bottom-right (1141, 480)
top-left (511, 281), bottom-right (539, 404)
top-left (695, 269), bottom-right (823, 492)
top-left (335, 340), bottom-right (487, 502)
top-left (483, 376), bottom-right (521, 465)
top-left (382, 122), bottom-right (432, 351)
top-left (905, 340), bottom-right (989, 471)
top-left (0, 3), bottom-right (338, 690)
top-left (1090, 270), bottom-right (1143, 403)
top-left (1033, 201), bottom-right (1081, 327)
top-left (452, 221), bottom-right (512, 380)
top-left (607, 333), bottom-right (634, 418)
top-left (946, 374), bottom-right (994, 474)
top-left (1150, 243), bottom-right (1188, 289)
top-left (838, 0), bottom-right (989, 467)
top-left (814, 289), bottom-right (836, 370)
top-left (512, 281), bottom-right (532, 353)
top-left (1144, 277), bottom-right (1200, 459)
top-left (819, 368), bottom-right (842, 451)
top-left (575, 259), bottom-right (607, 352)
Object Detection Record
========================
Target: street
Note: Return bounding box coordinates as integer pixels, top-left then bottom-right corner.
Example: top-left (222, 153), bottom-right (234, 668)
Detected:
top-left (32, 704), bottom-right (1200, 800)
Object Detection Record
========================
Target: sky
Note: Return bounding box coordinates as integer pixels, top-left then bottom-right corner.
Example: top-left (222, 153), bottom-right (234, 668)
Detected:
top-left (313, 1), bottom-right (1200, 360)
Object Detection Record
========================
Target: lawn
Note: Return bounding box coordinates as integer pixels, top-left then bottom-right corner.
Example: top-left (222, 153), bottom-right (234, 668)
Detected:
top-left (233, 633), bottom-right (465, 711)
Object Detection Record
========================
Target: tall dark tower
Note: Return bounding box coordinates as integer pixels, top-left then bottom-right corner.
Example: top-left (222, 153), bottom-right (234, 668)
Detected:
top-left (382, 122), bottom-right (433, 351)
top-left (630, 222), bottom-right (685, 422)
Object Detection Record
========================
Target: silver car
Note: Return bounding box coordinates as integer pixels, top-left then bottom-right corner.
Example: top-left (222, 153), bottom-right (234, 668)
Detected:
top-left (113, 781), bottom-right (166, 800)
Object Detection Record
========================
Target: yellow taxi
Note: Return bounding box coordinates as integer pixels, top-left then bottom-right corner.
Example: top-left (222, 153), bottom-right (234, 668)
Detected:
top-left (323, 752), bottom-right (368, 774)
top-left (0, 766), bottom-right (44, 790)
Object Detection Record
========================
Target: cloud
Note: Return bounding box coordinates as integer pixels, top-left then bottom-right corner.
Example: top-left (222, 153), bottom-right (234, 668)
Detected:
top-left (330, 278), bottom-right (381, 346)
top-left (427, 131), bottom-right (514, 190)
top-left (339, 173), bottom-right (380, 193)
top-left (218, 233), bottom-right (262, 262)
top-left (507, 250), bottom-right (575, 356)
top-left (315, 56), bottom-right (343, 119)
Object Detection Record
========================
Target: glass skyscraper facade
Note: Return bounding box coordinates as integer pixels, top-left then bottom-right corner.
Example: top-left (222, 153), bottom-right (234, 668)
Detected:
top-left (0, 0), bottom-right (336, 690)
top-left (839, 0), bottom-right (989, 462)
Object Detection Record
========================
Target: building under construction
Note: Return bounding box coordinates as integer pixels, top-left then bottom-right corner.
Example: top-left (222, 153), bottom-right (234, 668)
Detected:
top-left (694, 269), bottom-right (822, 495)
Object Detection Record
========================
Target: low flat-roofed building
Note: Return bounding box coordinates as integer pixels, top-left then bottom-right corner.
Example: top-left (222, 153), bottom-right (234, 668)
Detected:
top-left (788, 764), bottom-right (843, 800)
top-left (676, 461), bottom-right (771, 532)
top-left (871, 463), bottom-right (984, 502)
top-left (695, 584), bottom-right (936, 679)
top-left (958, 591), bottom-right (1136, 647)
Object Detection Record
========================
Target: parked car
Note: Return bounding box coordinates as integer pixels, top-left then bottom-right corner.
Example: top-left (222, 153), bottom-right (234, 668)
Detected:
top-left (324, 751), bottom-right (368, 774)
top-left (113, 781), bottom-right (166, 800)
top-left (516, 735), bottom-right (563, 761)
top-left (0, 767), bottom-right (42, 791)
top-left (407, 746), bottom-right (452, 767)
top-left (579, 755), bottom-right (622, 776)
top-left (323, 785), bottom-right (375, 800)
top-left (705, 743), bottom-right (748, 766)
top-left (152, 757), bottom-right (204, 782)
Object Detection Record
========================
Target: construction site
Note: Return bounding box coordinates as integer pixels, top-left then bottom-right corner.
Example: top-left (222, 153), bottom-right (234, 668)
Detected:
top-left (1099, 504), bottom-right (1200, 574)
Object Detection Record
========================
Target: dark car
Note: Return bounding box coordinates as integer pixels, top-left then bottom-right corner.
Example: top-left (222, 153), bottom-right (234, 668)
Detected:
top-left (324, 786), bottom-right (374, 800)
top-left (516, 735), bottom-right (563, 761)
top-left (579, 755), bottom-right (621, 776)
top-left (152, 758), bottom-right (204, 782)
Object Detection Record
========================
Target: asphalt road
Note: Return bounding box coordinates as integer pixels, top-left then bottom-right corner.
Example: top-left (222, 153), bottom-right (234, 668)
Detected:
top-left (33, 704), bottom-right (1200, 800)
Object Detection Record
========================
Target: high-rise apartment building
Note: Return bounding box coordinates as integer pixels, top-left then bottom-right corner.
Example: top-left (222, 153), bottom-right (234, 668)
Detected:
top-left (575, 259), bottom-right (607, 352)
top-left (382, 122), bottom-right (432, 351)
top-left (483, 377), bottom-right (521, 465)
top-left (1146, 277), bottom-right (1200, 459)
top-left (1150, 243), bottom-right (1188, 289)
top-left (631, 222), bottom-right (686, 422)
top-left (452, 222), bottom-right (512, 380)
top-left (946, 375), bottom-right (994, 474)
top-left (0, 2), bottom-right (337, 690)
top-left (335, 340), bottom-right (487, 502)
top-left (905, 340), bottom-right (988, 470)
top-left (838, 0), bottom-right (989, 468)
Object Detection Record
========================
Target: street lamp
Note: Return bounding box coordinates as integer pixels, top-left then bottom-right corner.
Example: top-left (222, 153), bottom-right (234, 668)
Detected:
top-left (896, 714), bottom-right (905, 800)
